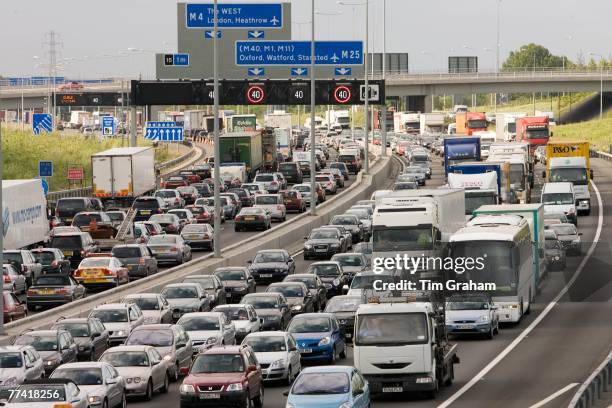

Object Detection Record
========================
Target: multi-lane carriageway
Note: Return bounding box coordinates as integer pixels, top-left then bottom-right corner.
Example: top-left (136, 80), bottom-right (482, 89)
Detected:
top-left (14, 142), bottom-right (612, 408)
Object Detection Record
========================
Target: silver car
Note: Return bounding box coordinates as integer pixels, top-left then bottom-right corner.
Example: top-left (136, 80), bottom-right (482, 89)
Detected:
top-left (212, 304), bottom-right (262, 341)
top-left (2, 264), bottom-right (26, 295)
top-left (180, 223), bottom-right (214, 251)
top-left (176, 312), bottom-right (236, 354)
top-left (0, 346), bottom-right (44, 398)
top-left (161, 283), bottom-right (212, 322)
top-left (122, 293), bottom-right (173, 325)
top-left (4, 379), bottom-right (88, 407)
top-left (99, 345), bottom-right (170, 400)
top-left (147, 234), bottom-right (192, 265)
top-left (125, 324), bottom-right (193, 382)
top-left (154, 189), bottom-right (184, 209)
top-left (50, 361), bottom-right (126, 408)
top-left (89, 303), bottom-right (145, 346)
top-left (241, 331), bottom-right (301, 384)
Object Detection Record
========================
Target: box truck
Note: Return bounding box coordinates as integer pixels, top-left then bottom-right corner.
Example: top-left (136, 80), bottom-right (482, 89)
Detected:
top-left (226, 114), bottom-right (257, 132)
top-left (443, 136), bottom-right (482, 176)
top-left (448, 162), bottom-right (510, 203)
top-left (544, 141), bottom-right (592, 215)
top-left (92, 147), bottom-right (156, 204)
top-left (516, 116), bottom-right (551, 155)
top-left (2, 180), bottom-right (49, 249)
top-left (456, 112), bottom-right (487, 135)
top-left (419, 113), bottom-right (446, 134)
top-left (448, 172), bottom-right (500, 220)
top-left (219, 132), bottom-right (264, 179)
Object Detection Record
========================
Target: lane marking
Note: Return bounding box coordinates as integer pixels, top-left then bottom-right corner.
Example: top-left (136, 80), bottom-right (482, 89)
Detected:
top-left (438, 181), bottom-right (603, 408)
top-left (528, 383), bottom-right (579, 408)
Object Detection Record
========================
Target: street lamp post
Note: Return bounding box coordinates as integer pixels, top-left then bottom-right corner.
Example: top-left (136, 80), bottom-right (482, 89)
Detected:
top-left (589, 52), bottom-right (604, 120)
top-left (213, 0), bottom-right (221, 257)
top-left (310, 0), bottom-right (317, 213)
top-left (380, 0), bottom-right (387, 157)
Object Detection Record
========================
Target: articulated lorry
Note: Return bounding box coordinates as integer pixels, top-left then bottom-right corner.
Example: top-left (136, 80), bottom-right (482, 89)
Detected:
top-left (495, 112), bottom-right (526, 142)
top-left (515, 116), bottom-right (551, 155)
top-left (184, 110), bottom-right (223, 137)
top-left (394, 112), bottom-right (420, 134)
top-left (92, 147), bottom-right (157, 204)
top-left (443, 136), bottom-right (482, 176)
top-left (2, 180), bottom-right (49, 250)
top-left (456, 112), bottom-right (487, 135)
top-left (325, 109), bottom-right (350, 129)
top-left (420, 113), bottom-right (446, 134)
top-left (219, 132), bottom-right (264, 179)
top-left (447, 172), bottom-right (499, 220)
top-left (544, 141), bottom-right (592, 215)
top-left (448, 162), bottom-right (510, 204)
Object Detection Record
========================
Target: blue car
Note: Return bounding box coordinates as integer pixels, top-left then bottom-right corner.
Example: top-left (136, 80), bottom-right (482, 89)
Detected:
top-left (287, 313), bottom-right (346, 364)
top-left (285, 366), bottom-right (371, 408)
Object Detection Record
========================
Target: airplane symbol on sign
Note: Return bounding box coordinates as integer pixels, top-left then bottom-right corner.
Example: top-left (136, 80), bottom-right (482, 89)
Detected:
top-left (270, 16), bottom-right (279, 26)
top-left (330, 53), bottom-right (340, 63)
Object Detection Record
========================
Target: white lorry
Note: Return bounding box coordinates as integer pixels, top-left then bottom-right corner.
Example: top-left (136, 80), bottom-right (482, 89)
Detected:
top-left (495, 112), bottom-right (527, 142)
top-left (473, 131), bottom-right (497, 159)
top-left (212, 164), bottom-right (247, 186)
top-left (372, 189), bottom-right (465, 275)
top-left (393, 112), bottom-right (420, 134)
top-left (69, 111), bottom-right (92, 129)
top-left (354, 300), bottom-right (459, 398)
top-left (419, 113), bottom-right (445, 134)
top-left (2, 180), bottom-right (49, 250)
top-left (447, 172), bottom-right (499, 220)
top-left (304, 116), bottom-right (324, 129)
top-left (325, 110), bottom-right (350, 129)
top-left (91, 147), bottom-right (157, 204)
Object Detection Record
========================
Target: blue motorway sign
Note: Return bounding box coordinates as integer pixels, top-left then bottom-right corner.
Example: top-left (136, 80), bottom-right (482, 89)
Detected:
top-left (248, 30), bottom-right (265, 39)
top-left (290, 68), bottom-right (308, 76)
top-left (145, 122), bottom-right (184, 142)
top-left (164, 53), bottom-right (190, 66)
top-left (41, 179), bottom-right (49, 195)
top-left (186, 4), bottom-right (282, 29)
top-left (247, 67), bottom-right (265, 76)
top-left (38, 161), bottom-right (53, 178)
top-left (335, 67), bottom-right (352, 76)
top-left (235, 41), bottom-right (363, 66)
top-left (102, 116), bottom-right (115, 136)
top-left (32, 113), bottom-right (53, 135)
top-left (204, 30), bottom-right (222, 39)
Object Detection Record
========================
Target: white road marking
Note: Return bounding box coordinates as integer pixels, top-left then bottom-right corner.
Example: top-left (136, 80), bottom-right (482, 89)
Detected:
top-left (438, 181), bottom-right (604, 408)
top-left (528, 383), bottom-right (580, 408)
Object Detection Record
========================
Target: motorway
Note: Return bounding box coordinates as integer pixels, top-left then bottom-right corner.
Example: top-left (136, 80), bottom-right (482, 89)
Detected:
top-left (127, 153), bottom-right (612, 408)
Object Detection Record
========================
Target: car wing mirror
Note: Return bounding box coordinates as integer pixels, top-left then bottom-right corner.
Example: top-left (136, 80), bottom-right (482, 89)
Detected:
top-left (283, 391), bottom-right (290, 397)
top-left (106, 378), bottom-right (118, 385)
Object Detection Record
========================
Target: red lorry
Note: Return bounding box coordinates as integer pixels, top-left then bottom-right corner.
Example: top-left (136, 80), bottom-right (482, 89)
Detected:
top-left (456, 112), bottom-right (487, 135)
top-left (515, 116), bottom-right (551, 154)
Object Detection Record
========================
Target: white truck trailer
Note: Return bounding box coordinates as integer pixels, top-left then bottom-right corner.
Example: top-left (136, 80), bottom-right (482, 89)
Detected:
top-left (2, 180), bottom-right (49, 249)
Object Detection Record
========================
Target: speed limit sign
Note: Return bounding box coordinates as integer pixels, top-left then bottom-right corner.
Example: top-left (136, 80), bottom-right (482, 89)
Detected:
top-left (332, 85), bottom-right (352, 104)
top-left (246, 85), bottom-right (265, 104)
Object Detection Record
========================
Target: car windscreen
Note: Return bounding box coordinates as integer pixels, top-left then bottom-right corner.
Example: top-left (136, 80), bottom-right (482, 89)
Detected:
top-left (57, 199), bottom-right (86, 211)
top-left (550, 224), bottom-right (578, 235)
top-left (241, 296), bottom-right (278, 309)
top-left (191, 354), bottom-right (244, 373)
top-left (32, 251), bottom-right (57, 265)
top-left (309, 264), bottom-right (340, 277)
top-left (215, 307), bottom-right (249, 321)
top-left (331, 216), bottom-right (357, 225)
top-left (133, 199), bottom-right (160, 209)
top-left (127, 329), bottom-right (174, 347)
top-left (148, 235), bottom-right (178, 244)
top-left (73, 213), bottom-right (102, 227)
top-left (14, 335), bottom-right (57, 351)
top-left (53, 323), bottom-right (89, 337)
top-left (162, 286), bottom-right (198, 299)
top-left (215, 269), bottom-right (246, 281)
top-left (255, 196), bottom-right (278, 205)
top-left (112, 247), bottom-right (141, 258)
top-left (34, 275), bottom-right (71, 286)
top-left (288, 317), bottom-right (330, 333)
top-left (332, 255), bottom-right (364, 267)
top-left (309, 230), bottom-right (338, 240)
top-left (156, 190), bottom-right (177, 198)
top-left (355, 312), bottom-right (428, 345)
top-left (178, 316), bottom-right (219, 331)
top-left (79, 258), bottom-right (111, 268)
top-left (291, 372), bottom-right (349, 395)
top-left (325, 298), bottom-right (362, 313)
top-left (184, 277), bottom-right (215, 289)
top-left (267, 286), bottom-right (303, 297)
top-left (51, 368), bottom-right (103, 385)
top-left (50, 235), bottom-right (83, 249)
top-left (149, 215), bottom-right (176, 224)
top-left (254, 252), bottom-right (285, 263)
top-left (90, 309), bottom-right (128, 323)
top-left (243, 336), bottom-right (286, 352)
top-left (107, 212), bottom-right (124, 221)
top-left (255, 175), bottom-right (274, 182)
top-left (100, 351), bottom-right (149, 367)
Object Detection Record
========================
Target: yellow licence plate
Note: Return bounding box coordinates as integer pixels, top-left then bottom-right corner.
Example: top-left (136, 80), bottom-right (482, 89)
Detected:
top-left (63, 251), bottom-right (73, 256)
top-left (244, 216), bottom-right (255, 221)
top-left (84, 269), bottom-right (103, 277)
top-left (39, 289), bottom-right (55, 295)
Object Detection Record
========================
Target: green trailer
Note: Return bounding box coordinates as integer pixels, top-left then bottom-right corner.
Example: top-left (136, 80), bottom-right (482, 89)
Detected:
top-left (219, 132), bottom-right (263, 179)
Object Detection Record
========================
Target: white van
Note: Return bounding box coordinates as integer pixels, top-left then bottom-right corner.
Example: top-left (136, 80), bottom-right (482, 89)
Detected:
top-left (541, 182), bottom-right (577, 226)
top-left (370, 189), bottom-right (392, 202)
top-left (254, 193), bottom-right (286, 222)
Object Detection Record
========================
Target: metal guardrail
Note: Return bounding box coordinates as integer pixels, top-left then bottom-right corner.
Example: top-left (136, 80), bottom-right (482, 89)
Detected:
top-left (569, 350), bottom-right (612, 407)
top-left (46, 140), bottom-right (198, 201)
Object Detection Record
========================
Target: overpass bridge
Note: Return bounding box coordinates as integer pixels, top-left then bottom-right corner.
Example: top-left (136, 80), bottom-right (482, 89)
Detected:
top-left (2, 70), bottom-right (612, 111)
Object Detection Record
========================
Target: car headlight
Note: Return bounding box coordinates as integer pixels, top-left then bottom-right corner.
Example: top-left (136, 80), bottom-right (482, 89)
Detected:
top-left (88, 395), bottom-right (102, 404)
top-left (3, 377), bottom-right (19, 386)
top-left (572, 239), bottom-right (580, 243)
top-left (286, 403), bottom-right (295, 408)
top-left (180, 384), bottom-right (196, 394)
top-left (332, 278), bottom-right (340, 286)
top-left (270, 359), bottom-right (285, 369)
top-left (163, 354), bottom-right (173, 361)
top-left (318, 336), bottom-right (331, 346)
top-left (46, 358), bottom-right (60, 366)
top-left (206, 337), bottom-right (219, 345)
top-left (114, 330), bottom-right (126, 337)
top-left (235, 287), bottom-right (247, 292)
top-left (330, 243), bottom-right (340, 248)
top-left (275, 268), bottom-right (282, 273)
top-left (339, 402), bottom-right (353, 408)
top-left (226, 383), bottom-right (243, 392)
top-left (291, 305), bottom-right (302, 311)
top-left (477, 315), bottom-right (490, 323)
top-left (580, 200), bottom-right (589, 205)
top-left (304, 244), bottom-right (313, 249)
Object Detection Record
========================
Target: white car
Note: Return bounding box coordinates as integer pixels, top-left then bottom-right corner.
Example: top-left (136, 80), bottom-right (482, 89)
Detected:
top-left (176, 312), bottom-right (236, 353)
top-left (254, 193), bottom-right (287, 222)
top-left (241, 331), bottom-right (301, 384)
top-left (89, 303), bottom-right (145, 346)
top-left (0, 346), bottom-right (44, 391)
top-left (122, 293), bottom-right (173, 324)
top-left (50, 362), bottom-right (127, 408)
top-left (212, 304), bottom-right (262, 341)
top-left (154, 189), bottom-right (184, 209)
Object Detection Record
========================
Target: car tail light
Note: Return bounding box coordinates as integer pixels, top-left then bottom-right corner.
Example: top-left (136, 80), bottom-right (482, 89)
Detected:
top-left (257, 216), bottom-right (264, 220)
top-left (202, 234), bottom-right (209, 239)
top-left (73, 269), bottom-right (82, 277)
top-left (103, 268), bottom-right (116, 276)
top-left (157, 208), bottom-right (164, 214)
top-left (56, 288), bottom-right (69, 295)
top-left (175, 198), bottom-right (180, 203)
top-left (27, 289), bottom-right (37, 296)
top-left (170, 246), bottom-right (178, 252)
top-left (51, 260), bottom-right (59, 268)
top-left (80, 250), bottom-right (86, 256)
top-left (139, 258), bottom-right (146, 265)
top-left (235, 216), bottom-right (241, 221)
top-left (271, 181), bottom-right (278, 186)
top-left (4, 275), bottom-right (11, 283)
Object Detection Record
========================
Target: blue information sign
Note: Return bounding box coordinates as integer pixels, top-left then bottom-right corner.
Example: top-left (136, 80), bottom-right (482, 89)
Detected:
top-left (41, 179), bottom-right (49, 195)
top-left (235, 41), bottom-right (363, 66)
top-left (102, 116), bottom-right (115, 136)
top-left (145, 122), bottom-right (184, 142)
top-left (186, 4), bottom-right (282, 29)
top-left (39, 161), bottom-right (53, 178)
top-left (32, 113), bottom-right (53, 135)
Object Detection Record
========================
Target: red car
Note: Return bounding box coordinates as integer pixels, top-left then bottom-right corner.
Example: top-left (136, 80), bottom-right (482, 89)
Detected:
top-left (179, 171), bottom-right (202, 184)
top-left (280, 190), bottom-right (306, 213)
top-left (179, 345), bottom-right (264, 408)
top-left (164, 176), bottom-right (189, 189)
top-left (3, 291), bottom-right (27, 323)
top-left (314, 182), bottom-right (326, 203)
top-left (185, 205), bottom-right (212, 224)
top-left (58, 81), bottom-right (84, 91)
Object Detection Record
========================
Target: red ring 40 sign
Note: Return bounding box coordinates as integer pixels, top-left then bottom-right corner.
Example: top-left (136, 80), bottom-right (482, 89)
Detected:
top-left (332, 85), bottom-right (352, 104)
top-left (246, 85), bottom-right (265, 104)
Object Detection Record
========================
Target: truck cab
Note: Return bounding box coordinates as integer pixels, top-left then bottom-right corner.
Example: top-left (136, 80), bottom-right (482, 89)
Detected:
top-left (354, 301), bottom-right (458, 397)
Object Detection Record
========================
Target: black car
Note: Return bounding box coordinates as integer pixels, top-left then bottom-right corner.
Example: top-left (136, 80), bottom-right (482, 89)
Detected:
top-left (303, 228), bottom-right (344, 260)
top-left (132, 196), bottom-right (166, 221)
top-left (323, 295), bottom-right (363, 343)
top-left (26, 274), bottom-right (86, 310)
top-left (318, 225), bottom-right (351, 252)
top-left (283, 274), bottom-right (327, 312)
top-left (48, 232), bottom-right (99, 269)
top-left (229, 188), bottom-right (254, 208)
top-left (248, 249), bottom-right (295, 282)
top-left (13, 329), bottom-right (78, 376)
top-left (182, 275), bottom-right (227, 308)
top-left (111, 244), bottom-right (158, 279)
top-left (240, 293), bottom-right (291, 330)
top-left (213, 267), bottom-right (257, 303)
top-left (51, 316), bottom-right (110, 361)
top-left (265, 282), bottom-right (314, 316)
top-left (191, 182), bottom-right (212, 198)
top-left (329, 214), bottom-right (363, 243)
top-left (31, 248), bottom-right (71, 275)
top-left (278, 162), bottom-right (303, 184)
top-left (307, 261), bottom-right (349, 298)
top-left (55, 197), bottom-right (98, 225)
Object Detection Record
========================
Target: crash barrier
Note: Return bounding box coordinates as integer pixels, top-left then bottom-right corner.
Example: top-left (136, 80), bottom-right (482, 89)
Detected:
top-left (0, 147), bottom-right (394, 344)
top-left (568, 350), bottom-right (612, 408)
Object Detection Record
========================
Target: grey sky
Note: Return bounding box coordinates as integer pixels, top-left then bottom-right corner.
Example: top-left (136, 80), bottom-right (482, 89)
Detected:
top-left (1, 0), bottom-right (610, 78)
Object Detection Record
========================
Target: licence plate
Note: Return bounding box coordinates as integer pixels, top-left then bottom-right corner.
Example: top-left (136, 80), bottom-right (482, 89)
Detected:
top-left (140, 210), bottom-right (151, 215)
top-left (315, 248), bottom-right (327, 252)
top-left (300, 349), bottom-right (313, 354)
top-left (85, 270), bottom-right (103, 277)
top-left (245, 216), bottom-right (255, 221)
top-left (457, 324), bottom-right (474, 329)
top-left (40, 289), bottom-right (54, 295)
top-left (187, 235), bottom-right (200, 239)
top-left (63, 250), bottom-right (73, 256)
top-left (345, 333), bottom-right (352, 339)
top-left (383, 387), bottom-right (403, 393)
top-left (226, 293), bottom-right (232, 297)
top-left (260, 274), bottom-right (272, 278)
top-left (199, 393), bottom-right (220, 399)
